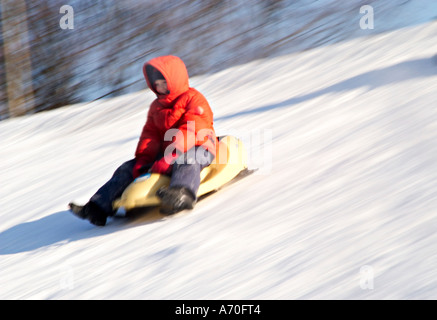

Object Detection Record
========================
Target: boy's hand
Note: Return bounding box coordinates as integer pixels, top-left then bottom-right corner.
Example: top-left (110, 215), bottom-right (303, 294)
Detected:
top-left (149, 157), bottom-right (172, 175)
top-left (150, 152), bottom-right (180, 175)
top-left (132, 161), bottom-right (150, 179)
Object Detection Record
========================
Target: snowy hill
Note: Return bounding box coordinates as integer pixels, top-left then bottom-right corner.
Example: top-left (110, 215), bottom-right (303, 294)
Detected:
top-left (1, 14), bottom-right (437, 299)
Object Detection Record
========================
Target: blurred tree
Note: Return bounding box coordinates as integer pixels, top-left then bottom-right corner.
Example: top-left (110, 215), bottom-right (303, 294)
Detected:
top-left (0, 0), bottom-right (395, 120)
top-left (0, 0), bottom-right (35, 118)
top-left (26, 0), bottom-right (77, 114)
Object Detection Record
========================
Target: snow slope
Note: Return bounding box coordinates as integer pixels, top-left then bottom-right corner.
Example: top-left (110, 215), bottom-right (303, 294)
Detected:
top-left (1, 18), bottom-right (437, 299)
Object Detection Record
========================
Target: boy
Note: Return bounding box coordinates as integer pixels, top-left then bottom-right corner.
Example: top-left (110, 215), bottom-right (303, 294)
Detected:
top-left (75, 55), bottom-right (217, 226)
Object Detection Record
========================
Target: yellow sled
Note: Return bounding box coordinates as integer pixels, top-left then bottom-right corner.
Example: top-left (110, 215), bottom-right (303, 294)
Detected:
top-left (113, 135), bottom-right (249, 212)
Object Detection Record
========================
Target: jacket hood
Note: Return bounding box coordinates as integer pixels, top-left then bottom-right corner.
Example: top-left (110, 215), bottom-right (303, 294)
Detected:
top-left (143, 55), bottom-right (189, 106)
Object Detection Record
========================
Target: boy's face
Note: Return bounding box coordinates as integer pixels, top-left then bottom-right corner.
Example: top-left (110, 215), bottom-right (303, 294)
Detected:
top-left (155, 79), bottom-right (168, 94)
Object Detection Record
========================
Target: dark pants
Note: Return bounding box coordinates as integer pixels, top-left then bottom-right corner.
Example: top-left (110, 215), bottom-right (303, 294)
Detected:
top-left (90, 147), bottom-right (214, 215)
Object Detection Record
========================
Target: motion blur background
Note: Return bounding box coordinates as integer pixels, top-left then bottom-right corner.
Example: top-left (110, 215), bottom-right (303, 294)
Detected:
top-left (0, 0), bottom-right (430, 120)
top-left (1, 0), bottom-right (437, 300)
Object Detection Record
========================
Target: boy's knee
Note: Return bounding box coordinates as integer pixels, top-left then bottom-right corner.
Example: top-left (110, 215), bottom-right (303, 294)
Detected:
top-left (175, 147), bottom-right (214, 167)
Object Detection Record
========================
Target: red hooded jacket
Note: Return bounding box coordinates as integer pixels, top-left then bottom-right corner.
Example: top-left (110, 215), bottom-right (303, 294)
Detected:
top-left (133, 56), bottom-right (217, 178)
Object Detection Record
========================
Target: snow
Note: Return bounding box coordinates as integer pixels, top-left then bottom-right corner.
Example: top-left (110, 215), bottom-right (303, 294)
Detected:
top-left (1, 15), bottom-right (437, 299)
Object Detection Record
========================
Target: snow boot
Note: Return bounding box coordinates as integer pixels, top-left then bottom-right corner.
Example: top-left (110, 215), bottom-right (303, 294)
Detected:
top-left (156, 186), bottom-right (196, 215)
top-left (73, 201), bottom-right (108, 226)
